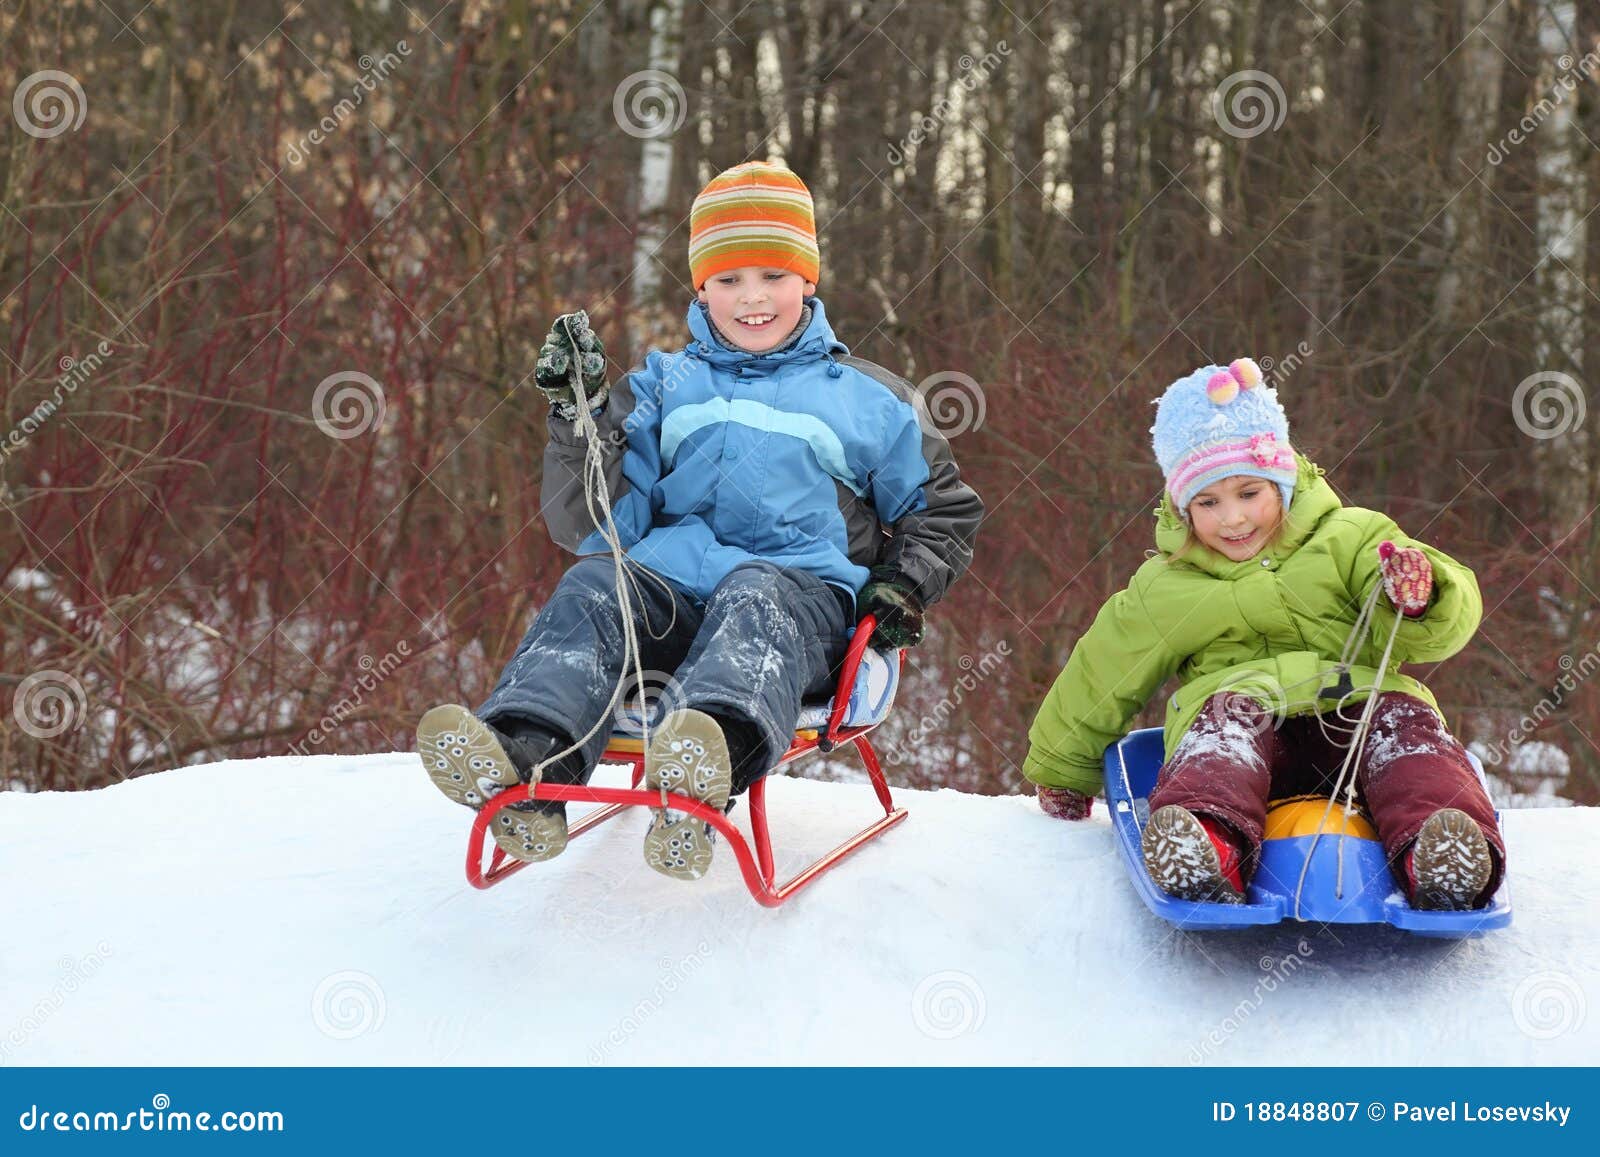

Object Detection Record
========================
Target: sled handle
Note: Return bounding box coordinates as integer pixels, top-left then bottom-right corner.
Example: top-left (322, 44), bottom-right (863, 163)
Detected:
top-left (821, 614), bottom-right (880, 751)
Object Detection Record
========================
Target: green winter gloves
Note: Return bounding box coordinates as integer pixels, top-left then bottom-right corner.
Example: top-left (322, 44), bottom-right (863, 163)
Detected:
top-left (535, 310), bottom-right (609, 419)
top-left (859, 565), bottom-right (926, 649)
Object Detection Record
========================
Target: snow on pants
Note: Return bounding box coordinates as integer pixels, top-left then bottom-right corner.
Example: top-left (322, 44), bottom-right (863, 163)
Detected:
top-left (475, 556), bottom-right (853, 793)
top-left (1148, 691), bottom-right (1505, 896)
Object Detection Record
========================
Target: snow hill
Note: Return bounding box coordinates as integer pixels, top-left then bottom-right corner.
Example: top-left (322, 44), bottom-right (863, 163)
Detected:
top-left (2, 753), bottom-right (1596, 1066)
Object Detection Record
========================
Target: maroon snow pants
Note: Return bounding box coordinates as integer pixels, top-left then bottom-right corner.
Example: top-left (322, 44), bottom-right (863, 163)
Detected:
top-left (1148, 691), bottom-right (1505, 898)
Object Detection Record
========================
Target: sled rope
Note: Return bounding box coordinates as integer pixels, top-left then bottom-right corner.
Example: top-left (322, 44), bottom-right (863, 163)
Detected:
top-left (1204, 576), bottom-right (1408, 740)
top-left (1290, 573), bottom-right (1406, 917)
top-left (521, 317), bottom-right (678, 811)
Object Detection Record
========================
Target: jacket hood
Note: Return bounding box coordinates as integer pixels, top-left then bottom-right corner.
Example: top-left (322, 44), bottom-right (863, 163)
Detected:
top-left (1153, 453), bottom-right (1339, 575)
top-left (686, 295), bottom-right (849, 376)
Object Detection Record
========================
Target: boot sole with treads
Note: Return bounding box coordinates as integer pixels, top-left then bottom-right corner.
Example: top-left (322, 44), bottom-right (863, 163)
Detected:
top-left (1409, 807), bottom-right (1492, 911)
top-left (642, 708), bottom-right (732, 881)
top-left (416, 704), bottom-right (568, 863)
top-left (1141, 804), bottom-right (1246, 905)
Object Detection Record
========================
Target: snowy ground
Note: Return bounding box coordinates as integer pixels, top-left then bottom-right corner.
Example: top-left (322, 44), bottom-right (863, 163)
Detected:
top-left (1, 752), bottom-right (1596, 1066)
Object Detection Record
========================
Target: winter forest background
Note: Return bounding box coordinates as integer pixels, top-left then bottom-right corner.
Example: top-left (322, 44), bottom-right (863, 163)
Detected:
top-left (2, 0), bottom-right (1597, 808)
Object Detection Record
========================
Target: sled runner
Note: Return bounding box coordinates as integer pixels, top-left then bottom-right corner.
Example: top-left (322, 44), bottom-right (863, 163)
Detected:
top-left (1106, 727), bottom-right (1512, 937)
top-left (465, 615), bottom-right (907, 906)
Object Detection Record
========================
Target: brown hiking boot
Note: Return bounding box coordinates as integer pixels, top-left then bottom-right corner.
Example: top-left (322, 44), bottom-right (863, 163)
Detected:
top-left (1405, 808), bottom-right (1493, 911)
top-left (1141, 805), bottom-right (1247, 904)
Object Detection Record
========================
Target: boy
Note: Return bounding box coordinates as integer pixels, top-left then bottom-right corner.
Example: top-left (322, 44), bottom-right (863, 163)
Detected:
top-left (418, 162), bottom-right (984, 880)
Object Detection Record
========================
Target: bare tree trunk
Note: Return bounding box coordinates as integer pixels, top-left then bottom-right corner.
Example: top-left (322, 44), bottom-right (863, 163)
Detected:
top-left (1557, 0), bottom-right (1600, 797)
top-left (981, 1), bottom-right (1016, 303)
top-left (1011, 0), bottom-right (1051, 310)
top-left (629, 0), bottom-right (687, 351)
top-left (1433, 0), bottom-right (1506, 339)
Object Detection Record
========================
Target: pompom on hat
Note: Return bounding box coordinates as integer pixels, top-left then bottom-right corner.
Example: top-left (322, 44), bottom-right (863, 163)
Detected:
top-left (1151, 357), bottom-right (1296, 518)
top-left (688, 161), bottom-right (820, 289)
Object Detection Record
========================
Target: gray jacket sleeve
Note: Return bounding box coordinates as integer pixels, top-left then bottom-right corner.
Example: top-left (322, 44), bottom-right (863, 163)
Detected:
top-left (540, 367), bottom-right (662, 553)
top-left (841, 356), bottom-right (986, 608)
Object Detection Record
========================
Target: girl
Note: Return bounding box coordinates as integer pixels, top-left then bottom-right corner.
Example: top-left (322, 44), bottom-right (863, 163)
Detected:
top-left (1023, 358), bottom-right (1503, 911)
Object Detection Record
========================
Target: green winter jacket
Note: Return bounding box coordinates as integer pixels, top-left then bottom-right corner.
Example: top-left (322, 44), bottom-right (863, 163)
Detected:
top-left (1022, 454), bottom-right (1482, 797)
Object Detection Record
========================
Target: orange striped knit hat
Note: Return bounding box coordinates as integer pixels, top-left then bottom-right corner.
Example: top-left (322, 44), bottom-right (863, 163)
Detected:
top-left (688, 161), bottom-right (820, 289)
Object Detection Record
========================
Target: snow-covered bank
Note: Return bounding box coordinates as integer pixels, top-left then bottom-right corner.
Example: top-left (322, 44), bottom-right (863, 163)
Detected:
top-left (1, 754), bottom-right (1595, 1065)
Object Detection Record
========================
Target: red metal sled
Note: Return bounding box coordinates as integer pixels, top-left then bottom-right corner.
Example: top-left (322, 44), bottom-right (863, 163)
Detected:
top-left (465, 614), bottom-right (908, 906)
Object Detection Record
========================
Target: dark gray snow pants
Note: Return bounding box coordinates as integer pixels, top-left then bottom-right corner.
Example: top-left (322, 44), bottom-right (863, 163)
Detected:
top-left (476, 556), bottom-right (853, 792)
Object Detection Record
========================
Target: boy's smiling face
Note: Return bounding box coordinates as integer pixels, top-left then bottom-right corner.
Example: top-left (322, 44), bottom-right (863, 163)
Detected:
top-left (1187, 474), bottom-right (1284, 561)
top-left (697, 267), bottom-right (816, 353)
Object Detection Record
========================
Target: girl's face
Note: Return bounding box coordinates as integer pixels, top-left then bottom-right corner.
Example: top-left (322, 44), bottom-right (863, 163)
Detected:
top-left (697, 267), bottom-right (816, 353)
top-left (1187, 475), bottom-right (1284, 561)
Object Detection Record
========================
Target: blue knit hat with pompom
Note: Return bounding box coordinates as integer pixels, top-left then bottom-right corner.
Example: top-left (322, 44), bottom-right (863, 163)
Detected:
top-left (1151, 358), bottom-right (1296, 518)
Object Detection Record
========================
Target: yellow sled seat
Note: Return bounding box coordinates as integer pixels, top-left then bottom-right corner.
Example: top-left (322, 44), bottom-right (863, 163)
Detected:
top-left (1264, 795), bottom-right (1378, 840)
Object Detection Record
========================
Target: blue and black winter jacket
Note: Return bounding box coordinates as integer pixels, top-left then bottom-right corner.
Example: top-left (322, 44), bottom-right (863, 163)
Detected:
top-left (540, 297), bottom-right (984, 611)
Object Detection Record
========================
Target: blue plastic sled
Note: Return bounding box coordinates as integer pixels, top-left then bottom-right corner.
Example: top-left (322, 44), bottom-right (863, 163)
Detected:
top-left (1105, 727), bottom-right (1512, 937)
